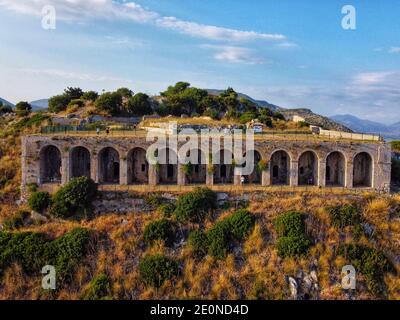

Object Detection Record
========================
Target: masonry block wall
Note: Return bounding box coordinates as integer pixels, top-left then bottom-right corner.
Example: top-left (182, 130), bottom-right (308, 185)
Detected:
top-left (21, 135), bottom-right (392, 197)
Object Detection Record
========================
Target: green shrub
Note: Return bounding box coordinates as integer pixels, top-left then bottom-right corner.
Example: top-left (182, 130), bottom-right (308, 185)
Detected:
top-left (174, 187), bottom-right (217, 223)
top-left (0, 231), bottom-right (48, 274)
top-left (84, 274), bottom-right (111, 300)
top-left (207, 220), bottom-right (231, 259)
top-left (205, 209), bottom-right (255, 259)
top-left (157, 202), bottom-right (176, 218)
top-left (143, 219), bottom-right (175, 246)
top-left (50, 177), bottom-right (97, 218)
top-left (0, 227), bottom-right (93, 283)
top-left (274, 211), bottom-right (307, 238)
top-left (328, 204), bottom-right (362, 228)
top-left (2, 211), bottom-right (29, 230)
top-left (188, 230), bottom-right (209, 256)
top-left (43, 228), bottom-right (92, 282)
top-left (338, 244), bottom-right (395, 297)
top-left (273, 211), bottom-right (312, 258)
top-left (276, 236), bottom-right (312, 258)
top-left (226, 209), bottom-right (255, 239)
top-left (28, 191), bottom-right (51, 213)
top-left (139, 255), bottom-right (179, 287)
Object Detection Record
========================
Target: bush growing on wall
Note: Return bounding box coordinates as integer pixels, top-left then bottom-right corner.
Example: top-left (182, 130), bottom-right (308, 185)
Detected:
top-left (50, 177), bottom-right (97, 218)
top-left (139, 255), bottom-right (179, 288)
top-left (173, 187), bottom-right (217, 223)
top-left (28, 191), bottom-right (51, 213)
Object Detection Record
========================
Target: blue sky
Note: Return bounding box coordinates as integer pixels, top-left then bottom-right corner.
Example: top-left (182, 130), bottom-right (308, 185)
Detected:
top-left (0, 0), bottom-right (399, 123)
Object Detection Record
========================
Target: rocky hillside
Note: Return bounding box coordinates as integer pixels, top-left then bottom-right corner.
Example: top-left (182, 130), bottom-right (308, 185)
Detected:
top-left (280, 108), bottom-right (353, 132)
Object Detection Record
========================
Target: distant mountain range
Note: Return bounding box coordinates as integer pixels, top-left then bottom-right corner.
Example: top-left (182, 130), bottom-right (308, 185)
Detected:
top-left (0, 97), bottom-right (48, 111)
top-left (331, 114), bottom-right (400, 140)
top-left (30, 99), bottom-right (49, 110)
top-left (0, 98), bottom-right (14, 107)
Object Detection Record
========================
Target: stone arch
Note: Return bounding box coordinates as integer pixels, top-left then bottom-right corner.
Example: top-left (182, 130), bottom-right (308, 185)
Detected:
top-left (98, 147), bottom-right (120, 184)
top-left (159, 148), bottom-right (178, 184)
top-left (298, 150), bottom-right (318, 185)
top-left (353, 152), bottom-right (373, 187)
top-left (326, 151), bottom-right (345, 186)
top-left (127, 147), bottom-right (148, 184)
top-left (70, 146), bottom-right (91, 179)
top-left (270, 150), bottom-right (290, 185)
top-left (214, 149), bottom-right (234, 184)
top-left (40, 145), bottom-right (62, 183)
top-left (243, 150), bottom-right (262, 184)
top-left (185, 149), bottom-right (206, 184)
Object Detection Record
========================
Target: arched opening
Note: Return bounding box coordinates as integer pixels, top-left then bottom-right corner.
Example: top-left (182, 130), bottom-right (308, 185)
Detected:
top-left (70, 146), bottom-right (91, 179)
top-left (186, 149), bottom-right (206, 184)
top-left (353, 152), bottom-right (373, 187)
top-left (270, 150), bottom-right (290, 185)
top-left (298, 151), bottom-right (318, 186)
top-left (243, 150), bottom-right (262, 184)
top-left (326, 151), bottom-right (345, 186)
top-left (40, 145), bottom-right (62, 183)
top-left (159, 148), bottom-right (178, 184)
top-left (214, 149), bottom-right (234, 184)
top-left (127, 147), bottom-right (148, 184)
top-left (98, 147), bottom-right (120, 184)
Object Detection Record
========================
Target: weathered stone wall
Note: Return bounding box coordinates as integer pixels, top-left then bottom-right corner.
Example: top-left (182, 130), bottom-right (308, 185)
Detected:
top-left (21, 135), bottom-right (392, 197)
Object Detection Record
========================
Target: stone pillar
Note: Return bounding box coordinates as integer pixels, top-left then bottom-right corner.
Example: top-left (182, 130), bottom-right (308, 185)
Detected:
top-left (148, 165), bottom-right (158, 186)
top-left (206, 165), bottom-right (214, 186)
top-left (345, 160), bottom-right (353, 188)
top-left (120, 159), bottom-right (128, 185)
top-left (177, 164), bottom-right (186, 186)
top-left (61, 152), bottom-right (70, 185)
top-left (290, 160), bottom-right (299, 187)
top-left (234, 174), bottom-right (241, 186)
top-left (91, 154), bottom-right (99, 183)
top-left (262, 169), bottom-right (270, 186)
top-left (318, 160), bottom-right (326, 187)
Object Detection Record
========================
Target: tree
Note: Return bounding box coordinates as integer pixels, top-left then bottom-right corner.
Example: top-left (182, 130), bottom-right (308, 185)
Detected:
top-left (15, 101), bottom-right (32, 117)
top-left (81, 91), bottom-right (99, 102)
top-left (127, 93), bottom-right (153, 115)
top-left (64, 87), bottom-right (84, 100)
top-left (48, 94), bottom-right (70, 113)
top-left (94, 92), bottom-right (123, 115)
top-left (161, 82), bottom-right (190, 97)
top-left (116, 87), bottom-right (133, 98)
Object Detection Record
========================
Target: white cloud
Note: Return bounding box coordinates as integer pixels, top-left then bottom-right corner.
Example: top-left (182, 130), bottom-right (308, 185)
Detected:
top-left (202, 45), bottom-right (264, 64)
top-left (389, 47), bottom-right (400, 54)
top-left (0, 0), bottom-right (286, 42)
top-left (156, 17), bottom-right (285, 42)
top-left (276, 42), bottom-right (298, 48)
top-left (20, 67), bottom-right (133, 83)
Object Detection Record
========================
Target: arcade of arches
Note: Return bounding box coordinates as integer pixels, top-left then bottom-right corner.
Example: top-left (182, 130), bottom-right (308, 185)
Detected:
top-left (22, 135), bottom-right (391, 193)
top-left (36, 145), bottom-right (376, 189)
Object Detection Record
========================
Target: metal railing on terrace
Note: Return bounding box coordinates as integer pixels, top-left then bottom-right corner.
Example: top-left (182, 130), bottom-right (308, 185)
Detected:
top-left (38, 125), bottom-right (383, 143)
